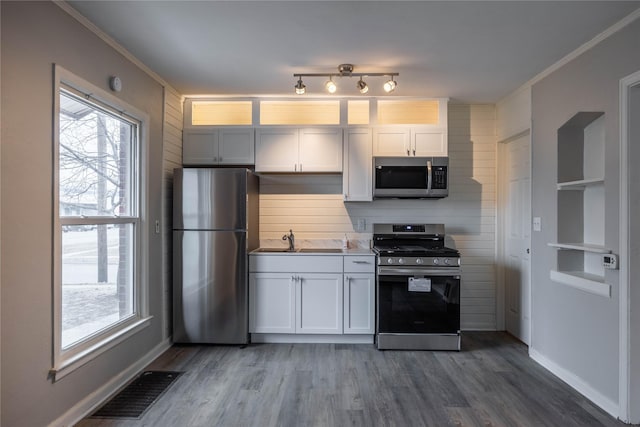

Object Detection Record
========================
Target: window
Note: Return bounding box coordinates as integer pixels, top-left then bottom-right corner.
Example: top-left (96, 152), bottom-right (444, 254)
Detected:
top-left (53, 67), bottom-right (149, 379)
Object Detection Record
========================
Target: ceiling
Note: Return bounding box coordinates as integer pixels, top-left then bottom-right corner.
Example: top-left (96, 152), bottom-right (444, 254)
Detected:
top-left (67, 1), bottom-right (640, 103)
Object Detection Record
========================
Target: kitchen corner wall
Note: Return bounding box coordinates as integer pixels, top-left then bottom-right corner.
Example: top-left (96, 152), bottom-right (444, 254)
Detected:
top-left (259, 104), bottom-right (497, 330)
top-left (529, 18), bottom-right (640, 413)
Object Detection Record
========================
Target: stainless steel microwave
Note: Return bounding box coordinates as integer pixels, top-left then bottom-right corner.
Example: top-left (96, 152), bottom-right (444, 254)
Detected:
top-left (373, 157), bottom-right (449, 199)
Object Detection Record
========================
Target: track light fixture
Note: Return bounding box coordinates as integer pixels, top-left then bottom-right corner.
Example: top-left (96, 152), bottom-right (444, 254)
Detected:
top-left (383, 77), bottom-right (397, 93)
top-left (325, 77), bottom-right (337, 94)
top-left (293, 64), bottom-right (399, 95)
top-left (294, 77), bottom-right (306, 95)
top-left (357, 77), bottom-right (369, 94)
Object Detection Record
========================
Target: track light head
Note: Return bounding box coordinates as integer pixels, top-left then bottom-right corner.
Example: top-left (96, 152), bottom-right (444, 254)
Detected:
top-left (325, 78), bottom-right (337, 94)
top-left (357, 78), bottom-right (369, 94)
top-left (295, 77), bottom-right (306, 95)
top-left (383, 78), bottom-right (397, 93)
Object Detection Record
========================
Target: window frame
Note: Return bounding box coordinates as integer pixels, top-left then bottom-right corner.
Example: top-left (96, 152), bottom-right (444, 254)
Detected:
top-left (51, 65), bottom-right (151, 381)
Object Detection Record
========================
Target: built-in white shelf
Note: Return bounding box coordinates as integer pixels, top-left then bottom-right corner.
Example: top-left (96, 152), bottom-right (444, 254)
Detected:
top-left (550, 270), bottom-right (610, 298)
top-left (547, 242), bottom-right (611, 254)
top-left (556, 177), bottom-right (604, 190)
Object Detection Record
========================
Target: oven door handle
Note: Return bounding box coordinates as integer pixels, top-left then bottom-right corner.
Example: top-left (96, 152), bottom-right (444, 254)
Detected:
top-left (378, 267), bottom-right (461, 277)
top-left (427, 159), bottom-right (433, 192)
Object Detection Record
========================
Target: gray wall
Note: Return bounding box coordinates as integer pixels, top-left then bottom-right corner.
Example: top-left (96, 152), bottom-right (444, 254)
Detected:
top-left (531, 19), bottom-right (640, 406)
top-left (1, 2), bottom-right (166, 425)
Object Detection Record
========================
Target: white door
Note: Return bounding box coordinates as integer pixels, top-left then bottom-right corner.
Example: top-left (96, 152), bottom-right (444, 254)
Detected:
top-left (249, 273), bottom-right (296, 333)
top-left (373, 128), bottom-right (411, 156)
top-left (255, 128), bottom-right (299, 172)
top-left (218, 128), bottom-right (255, 165)
top-left (182, 130), bottom-right (218, 165)
top-left (412, 129), bottom-right (448, 156)
top-left (343, 273), bottom-right (375, 334)
top-left (343, 128), bottom-right (373, 201)
top-left (298, 128), bottom-right (343, 172)
top-left (296, 274), bottom-right (343, 334)
top-left (504, 134), bottom-right (531, 344)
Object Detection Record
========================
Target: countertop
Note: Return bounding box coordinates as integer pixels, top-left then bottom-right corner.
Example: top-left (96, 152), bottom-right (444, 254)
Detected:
top-left (250, 248), bottom-right (374, 256)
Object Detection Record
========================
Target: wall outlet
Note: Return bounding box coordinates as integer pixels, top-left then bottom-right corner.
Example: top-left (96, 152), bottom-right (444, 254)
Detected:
top-left (533, 217), bottom-right (542, 232)
top-left (155, 220), bottom-right (160, 234)
top-left (356, 218), bottom-right (366, 232)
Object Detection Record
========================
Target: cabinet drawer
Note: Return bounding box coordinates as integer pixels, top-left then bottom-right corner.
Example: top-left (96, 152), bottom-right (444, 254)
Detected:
top-left (250, 255), bottom-right (342, 273)
top-left (344, 256), bottom-right (376, 273)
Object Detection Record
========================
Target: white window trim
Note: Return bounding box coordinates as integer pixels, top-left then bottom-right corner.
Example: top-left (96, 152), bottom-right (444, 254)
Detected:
top-left (51, 65), bottom-right (151, 381)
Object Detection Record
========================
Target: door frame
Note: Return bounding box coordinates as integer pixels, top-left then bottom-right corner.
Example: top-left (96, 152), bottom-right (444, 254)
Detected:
top-left (497, 129), bottom-right (532, 343)
top-left (619, 69), bottom-right (640, 424)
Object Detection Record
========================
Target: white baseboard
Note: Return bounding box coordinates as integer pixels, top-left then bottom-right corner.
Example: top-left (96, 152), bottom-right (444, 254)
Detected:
top-left (50, 337), bottom-right (172, 427)
top-left (250, 333), bottom-right (374, 344)
top-left (529, 348), bottom-right (619, 419)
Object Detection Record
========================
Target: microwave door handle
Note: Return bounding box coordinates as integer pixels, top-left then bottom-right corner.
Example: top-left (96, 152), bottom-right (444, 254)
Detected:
top-left (427, 160), bottom-right (433, 192)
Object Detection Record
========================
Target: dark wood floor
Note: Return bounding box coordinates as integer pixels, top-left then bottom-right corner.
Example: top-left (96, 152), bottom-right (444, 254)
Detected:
top-left (78, 332), bottom-right (628, 427)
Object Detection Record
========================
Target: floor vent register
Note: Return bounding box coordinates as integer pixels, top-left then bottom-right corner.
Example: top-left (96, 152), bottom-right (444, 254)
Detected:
top-left (91, 371), bottom-right (183, 419)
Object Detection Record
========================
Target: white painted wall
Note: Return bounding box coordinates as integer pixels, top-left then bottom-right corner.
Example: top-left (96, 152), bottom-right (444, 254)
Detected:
top-left (1, 2), bottom-right (169, 425)
top-left (529, 18), bottom-right (640, 416)
top-left (260, 105), bottom-right (497, 330)
top-left (496, 86), bottom-right (531, 143)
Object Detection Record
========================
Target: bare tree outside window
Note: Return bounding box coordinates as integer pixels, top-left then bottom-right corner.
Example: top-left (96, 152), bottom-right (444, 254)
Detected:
top-left (59, 90), bottom-right (137, 348)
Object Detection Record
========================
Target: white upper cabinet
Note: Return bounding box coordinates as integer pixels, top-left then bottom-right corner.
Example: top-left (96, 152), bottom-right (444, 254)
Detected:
top-left (183, 130), bottom-right (218, 164)
top-left (255, 128), bottom-right (343, 173)
top-left (299, 128), bottom-right (343, 172)
top-left (343, 128), bottom-right (373, 202)
top-left (373, 127), bottom-right (447, 157)
top-left (413, 129), bottom-right (448, 156)
top-left (183, 128), bottom-right (254, 165)
top-left (254, 128), bottom-right (299, 172)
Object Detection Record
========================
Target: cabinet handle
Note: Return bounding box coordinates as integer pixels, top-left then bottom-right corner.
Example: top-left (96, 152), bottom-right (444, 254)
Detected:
top-left (294, 164), bottom-right (297, 172)
top-left (213, 157), bottom-right (218, 162)
top-left (219, 157), bottom-right (223, 162)
top-left (413, 149), bottom-right (416, 156)
top-left (352, 260), bottom-right (370, 264)
top-left (299, 163), bottom-right (302, 172)
top-left (345, 276), bottom-right (350, 282)
top-left (407, 149), bottom-right (410, 156)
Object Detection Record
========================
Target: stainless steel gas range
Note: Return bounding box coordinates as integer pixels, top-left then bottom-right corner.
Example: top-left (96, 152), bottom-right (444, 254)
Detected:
top-left (373, 224), bottom-right (461, 351)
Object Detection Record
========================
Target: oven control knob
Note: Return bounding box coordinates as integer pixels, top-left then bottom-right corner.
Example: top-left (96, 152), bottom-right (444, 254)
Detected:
top-left (387, 258), bottom-right (393, 264)
top-left (433, 258), bottom-right (439, 265)
top-left (398, 258), bottom-right (405, 265)
top-left (416, 258), bottom-right (423, 265)
top-left (444, 258), bottom-right (450, 265)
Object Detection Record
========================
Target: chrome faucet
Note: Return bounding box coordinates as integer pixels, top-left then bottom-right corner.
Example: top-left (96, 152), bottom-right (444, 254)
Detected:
top-left (282, 229), bottom-right (295, 251)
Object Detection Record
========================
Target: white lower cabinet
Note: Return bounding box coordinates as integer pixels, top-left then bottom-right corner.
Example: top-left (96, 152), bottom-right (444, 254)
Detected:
top-left (296, 274), bottom-right (343, 334)
top-left (249, 253), bottom-right (375, 341)
top-left (249, 273), bottom-right (295, 333)
top-left (343, 273), bottom-right (375, 334)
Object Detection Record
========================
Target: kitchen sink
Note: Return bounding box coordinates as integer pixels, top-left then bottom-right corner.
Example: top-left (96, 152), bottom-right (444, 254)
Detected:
top-left (298, 248), bottom-right (344, 253)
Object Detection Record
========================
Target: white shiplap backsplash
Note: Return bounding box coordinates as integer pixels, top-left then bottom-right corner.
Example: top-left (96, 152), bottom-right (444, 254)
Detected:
top-left (162, 87), bottom-right (183, 339)
top-left (259, 104), bottom-right (497, 330)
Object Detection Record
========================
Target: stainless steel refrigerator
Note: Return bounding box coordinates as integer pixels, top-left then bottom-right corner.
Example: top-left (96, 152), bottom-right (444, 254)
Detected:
top-left (173, 168), bottom-right (259, 344)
